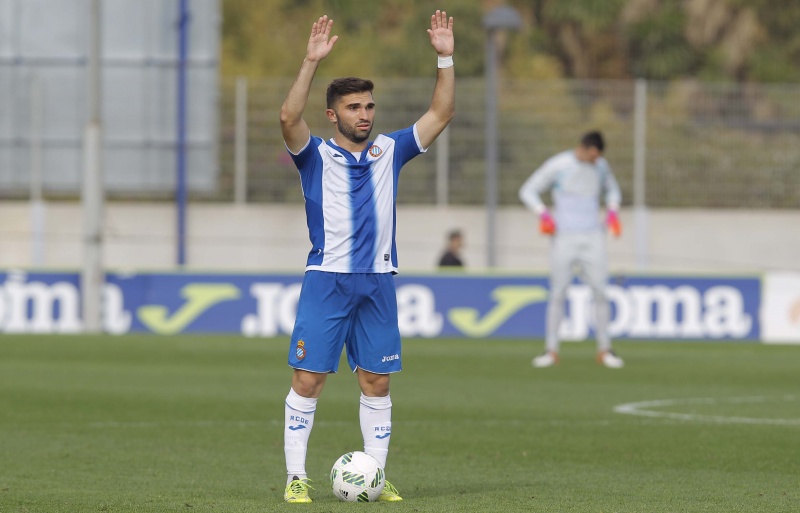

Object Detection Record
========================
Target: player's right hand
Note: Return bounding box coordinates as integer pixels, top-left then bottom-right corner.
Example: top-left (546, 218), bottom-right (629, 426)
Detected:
top-left (539, 211), bottom-right (555, 235)
top-left (306, 15), bottom-right (338, 62)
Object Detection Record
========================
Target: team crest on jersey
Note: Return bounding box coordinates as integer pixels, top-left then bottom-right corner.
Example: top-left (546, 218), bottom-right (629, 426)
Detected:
top-left (296, 340), bottom-right (307, 360)
top-left (368, 145), bottom-right (383, 158)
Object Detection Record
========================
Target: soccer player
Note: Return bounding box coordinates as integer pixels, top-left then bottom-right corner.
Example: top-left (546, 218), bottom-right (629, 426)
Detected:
top-left (519, 131), bottom-right (625, 369)
top-left (279, 11), bottom-right (455, 503)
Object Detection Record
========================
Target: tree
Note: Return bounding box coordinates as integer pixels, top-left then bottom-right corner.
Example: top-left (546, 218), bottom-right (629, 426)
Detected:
top-left (220, 0), bottom-right (800, 82)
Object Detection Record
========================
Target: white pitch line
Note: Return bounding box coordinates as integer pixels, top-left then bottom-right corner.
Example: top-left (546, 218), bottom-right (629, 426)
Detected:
top-left (614, 395), bottom-right (800, 426)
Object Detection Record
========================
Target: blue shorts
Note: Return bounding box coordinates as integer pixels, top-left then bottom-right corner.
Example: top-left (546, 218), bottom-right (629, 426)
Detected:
top-left (289, 271), bottom-right (402, 374)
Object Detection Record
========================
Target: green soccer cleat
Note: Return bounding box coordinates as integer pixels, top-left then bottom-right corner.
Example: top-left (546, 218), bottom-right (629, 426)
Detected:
top-left (284, 477), bottom-right (314, 503)
top-left (378, 480), bottom-right (403, 502)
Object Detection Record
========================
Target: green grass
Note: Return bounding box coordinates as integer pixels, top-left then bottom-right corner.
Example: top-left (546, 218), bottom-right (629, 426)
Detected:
top-left (1, 336), bottom-right (798, 512)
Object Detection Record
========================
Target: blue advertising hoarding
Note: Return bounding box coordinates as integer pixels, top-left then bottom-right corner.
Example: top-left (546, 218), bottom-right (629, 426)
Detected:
top-left (0, 271), bottom-right (760, 340)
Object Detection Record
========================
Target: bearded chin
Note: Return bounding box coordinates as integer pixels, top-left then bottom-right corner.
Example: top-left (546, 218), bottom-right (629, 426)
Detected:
top-left (351, 131), bottom-right (370, 143)
top-left (338, 123), bottom-right (372, 144)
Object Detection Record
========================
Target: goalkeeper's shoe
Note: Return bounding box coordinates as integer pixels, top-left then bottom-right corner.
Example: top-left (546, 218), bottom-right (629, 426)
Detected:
top-left (378, 481), bottom-right (403, 502)
top-left (532, 351), bottom-right (559, 368)
top-left (284, 477), bottom-right (313, 503)
top-left (597, 350), bottom-right (624, 369)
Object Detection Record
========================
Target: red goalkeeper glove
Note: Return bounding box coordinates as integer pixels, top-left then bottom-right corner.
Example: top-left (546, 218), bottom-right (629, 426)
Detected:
top-left (607, 210), bottom-right (621, 237)
top-left (539, 211), bottom-right (555, 235)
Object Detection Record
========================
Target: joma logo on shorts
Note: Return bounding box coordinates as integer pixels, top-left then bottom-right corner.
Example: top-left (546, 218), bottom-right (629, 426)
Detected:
top-left (381, 354), bottom-right (399, 362)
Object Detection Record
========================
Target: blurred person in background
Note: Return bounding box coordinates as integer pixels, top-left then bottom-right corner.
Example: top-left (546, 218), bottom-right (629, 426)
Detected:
top-left (437, 229), bottom-right (465, 268)
top-left (278, 11), bottom-right (455, 503)
top-left (519, 131), bottom-right (624, 369)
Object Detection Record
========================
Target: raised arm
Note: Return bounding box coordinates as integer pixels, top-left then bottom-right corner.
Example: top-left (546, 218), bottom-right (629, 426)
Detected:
top-left (279, 15), bottom-right (339, 154)
top-left (415, 10), bottom-right (455, 150)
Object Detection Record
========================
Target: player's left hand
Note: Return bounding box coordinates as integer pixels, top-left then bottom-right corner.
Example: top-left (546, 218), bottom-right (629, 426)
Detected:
top-left (427, 10), bottom-right (454, 56)
top-left (607, 210), bottom-right (621, 237)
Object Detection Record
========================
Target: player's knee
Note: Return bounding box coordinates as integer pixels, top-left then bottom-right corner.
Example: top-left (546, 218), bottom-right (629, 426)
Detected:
top-left (358, 372), bottom-right (390, 397)
top-left (292, 370), bottom-right (326, 398)
top-left (363, 382), bottom-right (390, 397)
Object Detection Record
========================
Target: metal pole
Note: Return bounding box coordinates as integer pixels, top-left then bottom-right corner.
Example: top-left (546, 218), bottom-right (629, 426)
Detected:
top-left (633, 78), bottom-right (648, 270)
top-left (485, 31), bottom-right (498, 268)
top-left (435, 125), bottom-right (450, 207)
top-left (234, 76), bottom-right (248, 204)
top-left (176, 0), bottom-right (190, 265)
top-left (482, 6), bottom-right (521, 268)
top-left (81, 0), bottom-right (104, 333)
top-left (30, 73), bottom-right (45, 267)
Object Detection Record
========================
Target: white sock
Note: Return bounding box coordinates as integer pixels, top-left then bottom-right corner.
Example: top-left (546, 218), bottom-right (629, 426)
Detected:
top-left (284, 388), bottom-right (317, 484)
top-left (359, 393), bottom-right (392, 468)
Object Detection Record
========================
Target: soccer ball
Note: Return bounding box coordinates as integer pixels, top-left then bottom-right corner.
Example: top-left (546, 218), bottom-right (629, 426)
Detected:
top-left (330, 451), bottom-right (385, 502)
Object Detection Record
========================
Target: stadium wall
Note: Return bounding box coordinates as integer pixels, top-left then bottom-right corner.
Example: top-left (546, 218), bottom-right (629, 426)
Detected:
top-left (0, 201), bottom-right (798, 273)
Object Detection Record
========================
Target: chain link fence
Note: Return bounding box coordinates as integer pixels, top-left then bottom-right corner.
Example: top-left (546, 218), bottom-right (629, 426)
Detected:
top-left (4, 74), bottom-right (799, 208)
top-left (219, 77), bottom-right (800, 209)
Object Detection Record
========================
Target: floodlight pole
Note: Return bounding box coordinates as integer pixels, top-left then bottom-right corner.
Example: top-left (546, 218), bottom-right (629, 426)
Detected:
top-left (81, 0), bottom-right (104, 333)
top-left (483, 6), bottom-right (521, 268)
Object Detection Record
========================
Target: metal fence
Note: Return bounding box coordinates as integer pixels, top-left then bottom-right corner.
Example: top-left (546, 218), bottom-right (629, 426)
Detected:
top-left (3, 71), bottom-right (799, 208)
top-left (219, 77), bottom-right (800, 209)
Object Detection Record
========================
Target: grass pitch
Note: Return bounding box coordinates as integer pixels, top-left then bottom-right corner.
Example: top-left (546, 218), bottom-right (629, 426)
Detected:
top-left (1, 335), bottom-right (798, 512)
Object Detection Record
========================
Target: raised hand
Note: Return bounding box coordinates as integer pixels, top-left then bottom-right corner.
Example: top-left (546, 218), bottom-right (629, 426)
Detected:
top-left (306, 15), bottom-right (338, 62)
top-left (427, 10), bottom-right (454, 56)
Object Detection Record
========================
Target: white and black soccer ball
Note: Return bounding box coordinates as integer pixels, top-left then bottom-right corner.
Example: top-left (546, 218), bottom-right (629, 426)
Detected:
top-left (330, 451), bottom-right (385, 502)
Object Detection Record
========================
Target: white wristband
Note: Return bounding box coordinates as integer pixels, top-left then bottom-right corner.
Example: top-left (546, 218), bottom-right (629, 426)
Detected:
top-left (437, 55), bottom-right (454, 69)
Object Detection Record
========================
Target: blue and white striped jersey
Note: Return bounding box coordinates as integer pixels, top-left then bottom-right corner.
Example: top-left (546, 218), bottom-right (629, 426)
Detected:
top-left (288, 125), bottom-right (426, 273)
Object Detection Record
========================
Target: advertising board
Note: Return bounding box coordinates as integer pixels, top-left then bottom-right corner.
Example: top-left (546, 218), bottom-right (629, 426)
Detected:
top-left (0, 271), bottom-right (762, 341)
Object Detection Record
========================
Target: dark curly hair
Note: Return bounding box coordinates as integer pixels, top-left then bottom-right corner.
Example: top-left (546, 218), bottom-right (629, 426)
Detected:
top-left (326, 77), bottom-right (374, 109)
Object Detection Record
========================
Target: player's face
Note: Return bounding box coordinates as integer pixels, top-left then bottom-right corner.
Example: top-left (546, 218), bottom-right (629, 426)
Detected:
top-left (328, 92), bottom-right (375, 144)
top-left (585, 147), bottom-right (602, 163)
top-left (577, 145), bottom-right (602, 163)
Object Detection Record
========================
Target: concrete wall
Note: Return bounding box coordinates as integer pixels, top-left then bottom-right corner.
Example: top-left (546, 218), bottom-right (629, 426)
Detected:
top-left (1, 201), bottom-right (798, 274)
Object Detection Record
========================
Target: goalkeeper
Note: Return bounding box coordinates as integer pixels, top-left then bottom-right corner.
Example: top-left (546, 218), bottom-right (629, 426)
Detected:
top-left (519, 131), bottom-right (624, 368)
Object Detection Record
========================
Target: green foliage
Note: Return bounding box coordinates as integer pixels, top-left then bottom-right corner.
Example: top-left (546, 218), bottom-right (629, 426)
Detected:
top-left (748, 47), bottom-right (800, 83)
top-left (374, 2), bottom-right (486, 78)
top-left (625, 4), bottom-right (696, 79)
top-left (542, 0), bottom-right (625, 28)
top-left (221, 0), bottom-right (800, 82)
